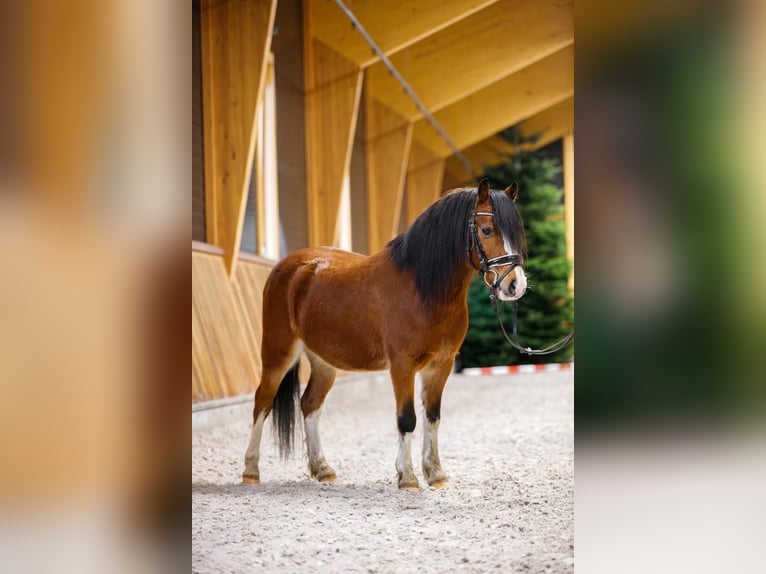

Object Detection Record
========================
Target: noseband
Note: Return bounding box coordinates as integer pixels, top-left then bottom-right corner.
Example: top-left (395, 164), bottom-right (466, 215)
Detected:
top-left (467, 206), bottom-right (574, 356)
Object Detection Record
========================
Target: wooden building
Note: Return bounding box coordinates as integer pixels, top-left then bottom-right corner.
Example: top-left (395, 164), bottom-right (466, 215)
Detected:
top-left (192, 0), bottom-right (574, 403)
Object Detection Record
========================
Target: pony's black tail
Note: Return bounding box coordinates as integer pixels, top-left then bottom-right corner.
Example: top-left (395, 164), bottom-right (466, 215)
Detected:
top-left (271, 362), bottom-right (301, 459)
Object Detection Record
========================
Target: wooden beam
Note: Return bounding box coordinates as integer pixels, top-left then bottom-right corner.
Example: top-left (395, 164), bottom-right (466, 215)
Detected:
top-left (366, 97), bottom-right (413, 253)
top-left (405, 142), bottom-right (445, 225)
top-left (307, 0), bottom-right (500, 67)
top-left (517, 96), bottom-right (574, 147)
top-left (563, 131), bottom-right (574, 289)
top-left (200, 0), bottom-right (277, 276)
top-left (444, 136), bottom-right (515, 183)
top-left (411, 45), bottom-right (574, 160)
top-left (304, 36), bottom-right (363, 247)
top-left (444, 96), bottom-right (574, 183)
top-left (367, 0), bottom-right (573, 121)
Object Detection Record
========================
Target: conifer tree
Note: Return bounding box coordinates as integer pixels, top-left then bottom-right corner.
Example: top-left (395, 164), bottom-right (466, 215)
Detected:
top-left (459, 129), bottom-right (574, 367)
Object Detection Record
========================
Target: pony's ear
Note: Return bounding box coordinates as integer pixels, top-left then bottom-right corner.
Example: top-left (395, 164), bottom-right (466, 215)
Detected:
top-left (504, 182), bottom-right (519, 202)
top-left (477, 178), bottom-right (490, 202)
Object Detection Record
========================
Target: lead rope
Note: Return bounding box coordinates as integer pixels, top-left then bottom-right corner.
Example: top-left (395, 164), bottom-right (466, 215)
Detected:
top-left (486, 288), bottom-right (574, 356)
top-left (469, 206), bottom-right (574, 356)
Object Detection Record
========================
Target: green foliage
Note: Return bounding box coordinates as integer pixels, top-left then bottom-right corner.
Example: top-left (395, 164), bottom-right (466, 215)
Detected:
top-left (459, 130), bottom-right (574, 367)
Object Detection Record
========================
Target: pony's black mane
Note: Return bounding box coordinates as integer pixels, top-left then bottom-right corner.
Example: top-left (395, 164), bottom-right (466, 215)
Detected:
top-left (387, 187), bottom-right (527, 305)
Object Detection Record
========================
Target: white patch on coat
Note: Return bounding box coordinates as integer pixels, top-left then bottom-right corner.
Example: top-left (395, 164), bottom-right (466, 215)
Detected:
top-left (309, 257), bottom-right (330, 273)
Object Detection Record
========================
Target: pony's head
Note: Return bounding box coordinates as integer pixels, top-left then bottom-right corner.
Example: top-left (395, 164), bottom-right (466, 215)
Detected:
top-left (469, 179), bottom-right (528, 301)
top-left (388, 180), bottom-right (527, 306)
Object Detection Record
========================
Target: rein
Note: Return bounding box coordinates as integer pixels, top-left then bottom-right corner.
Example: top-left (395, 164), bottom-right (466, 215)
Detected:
top-left (467, 208), bottom-right (574, 356)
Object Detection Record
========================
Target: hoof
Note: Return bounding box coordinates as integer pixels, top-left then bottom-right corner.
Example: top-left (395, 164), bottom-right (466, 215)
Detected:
top-left (312, 462), bottom-right (338, 483)
top-left (242, 474), bottom-right (260, 485)
top-left (398, 482), bottom-right (422, 492)
top-left (429, 479), bottom-right (451, 490)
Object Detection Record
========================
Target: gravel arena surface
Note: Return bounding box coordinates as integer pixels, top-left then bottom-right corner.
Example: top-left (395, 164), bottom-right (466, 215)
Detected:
top-left (192, 371), bottom-right (574, 573)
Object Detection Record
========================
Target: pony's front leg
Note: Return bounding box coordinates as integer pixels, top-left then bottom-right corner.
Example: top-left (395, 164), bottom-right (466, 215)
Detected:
top-left (420, 359), bottom-right (453, 488)
top-left (391, 362), bottom-right (420, 491)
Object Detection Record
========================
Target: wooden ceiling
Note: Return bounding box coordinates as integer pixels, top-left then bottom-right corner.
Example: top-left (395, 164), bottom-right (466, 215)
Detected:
top-left (307, 0), bottom-right (573, 174)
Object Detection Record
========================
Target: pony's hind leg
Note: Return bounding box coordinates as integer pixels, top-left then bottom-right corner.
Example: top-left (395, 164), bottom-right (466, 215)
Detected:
top-left (390, 360), bottom-right (420, 491)
top-left (242, 339), bottom-right (300, 484)
top-left (301, 353), bottom-right (338, 482)
top-left (420, 358), bottom-right (454, 488)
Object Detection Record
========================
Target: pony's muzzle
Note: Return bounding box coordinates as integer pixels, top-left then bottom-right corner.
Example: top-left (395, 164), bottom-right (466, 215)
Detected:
top-left (499, 266), bottom-right (527, 301)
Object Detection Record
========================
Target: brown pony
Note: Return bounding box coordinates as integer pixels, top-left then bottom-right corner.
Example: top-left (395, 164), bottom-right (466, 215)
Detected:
top-left (242, 179), bottom-right (527, 490)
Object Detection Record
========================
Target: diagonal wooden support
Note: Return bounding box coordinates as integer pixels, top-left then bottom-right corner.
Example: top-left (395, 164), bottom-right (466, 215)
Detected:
top-left (365, 97), bottom-right (413, 253)
top-left (304, 37), bottom-right (363, 247)
top-left (201, 0), bottom-right (277, 276)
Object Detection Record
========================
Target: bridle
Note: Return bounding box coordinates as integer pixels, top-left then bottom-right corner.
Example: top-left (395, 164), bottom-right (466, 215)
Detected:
top-left (466, 210), bottom-right (524, 291)
top-left (467, 206), bottom-right (575, 356)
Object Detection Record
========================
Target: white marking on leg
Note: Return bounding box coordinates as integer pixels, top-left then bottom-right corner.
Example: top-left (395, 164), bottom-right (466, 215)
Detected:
top-left (304, 409), bottom-right (324, 469)
top-left (422, 417), bottom-right (448, 485)
top-left (422, 418), bottom-right (439, 471)
top-left (304, 408), bottom-right (336, 480)
top-left (243, 412), bottom-right (266, 478)
top-left (396, 432), bottom-right (418, 487)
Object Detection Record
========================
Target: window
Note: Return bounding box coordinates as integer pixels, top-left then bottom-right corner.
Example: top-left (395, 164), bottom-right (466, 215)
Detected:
top-left (241, 55), bottom-right (279, 259)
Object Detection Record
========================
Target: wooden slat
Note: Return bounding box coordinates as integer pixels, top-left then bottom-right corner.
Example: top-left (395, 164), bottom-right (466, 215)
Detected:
top-left (192, 251), bottom-right (260, 402)
top-left (307, 0), bottom-right (500, 67)
top-left (233, 258), bottom-right (275, 381)
top-left (405, 142), bottom-right (445, 225)
top-left (200, 0), bottom-right (277, 275)
top-left (304, 36), bottom-right (363, 247)
top-left (365, 97), bottom-right (413, 253)
top-left (411, 45), bottom-right (574, 158)
top-left (367, 0), bottom-right (573, 121)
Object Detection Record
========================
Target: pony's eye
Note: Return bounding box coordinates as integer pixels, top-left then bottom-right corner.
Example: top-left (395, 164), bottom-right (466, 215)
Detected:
top-left (481, 227), bottom-right (493, 237)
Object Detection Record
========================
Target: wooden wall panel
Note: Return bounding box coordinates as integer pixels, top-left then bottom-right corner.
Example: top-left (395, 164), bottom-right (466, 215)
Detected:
top-left (232, 258), bottom-right (274, 380)
top-left (406, 142), bottom-right (445, 225)
top-left (304, 37), bottom-right (363, 247)
top-left (200, 0), bottom-right (277, 274)
top-left (192, 248), bottom-right (317, 403)
top-left (192, 251), bottom-right (260, 402)
top-left (365, 97), bottom-right (413, 254)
